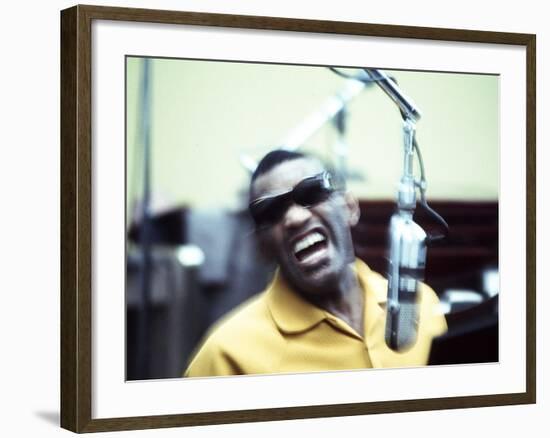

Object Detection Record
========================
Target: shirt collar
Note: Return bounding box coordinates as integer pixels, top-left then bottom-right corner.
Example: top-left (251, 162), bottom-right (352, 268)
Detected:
top-left (356, 260), bottom-right (386, 339)
top-left (266, 259), bottom-right (386, 334)
top-left (266, 270), bottom-right (326, 333)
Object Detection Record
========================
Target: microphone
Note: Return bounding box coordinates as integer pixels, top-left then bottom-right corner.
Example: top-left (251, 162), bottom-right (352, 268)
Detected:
top-left (384, 118), bottom-right (426, 351)
top-left (385, 208), bottom-right (427, 350)
top-left (360, 67), bottom-right (446, 351)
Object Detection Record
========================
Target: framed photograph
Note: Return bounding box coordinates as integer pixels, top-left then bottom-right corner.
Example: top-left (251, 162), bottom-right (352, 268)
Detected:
top-left (60, 4), bottom-right (536, 433)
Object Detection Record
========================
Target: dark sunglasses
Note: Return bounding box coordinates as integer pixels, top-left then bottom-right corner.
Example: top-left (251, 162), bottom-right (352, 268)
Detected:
top-left (249, 172), bottom-right (338, 228)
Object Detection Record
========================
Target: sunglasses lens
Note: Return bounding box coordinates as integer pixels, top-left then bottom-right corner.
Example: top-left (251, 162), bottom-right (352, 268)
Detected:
top-left (250, 195), bottom-right (290, 227)
top-left (294, 175), bottom-right (332, 206)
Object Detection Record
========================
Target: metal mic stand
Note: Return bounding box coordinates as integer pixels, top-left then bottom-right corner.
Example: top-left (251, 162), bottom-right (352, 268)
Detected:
top-left (239, 78), bottom-right (367, 174)
top-left (362, 68), bottom-right (447, 350)
top-left (385, 116), bottom-right (427, 350)
top-left (136, 58), bottom-right (153, 378)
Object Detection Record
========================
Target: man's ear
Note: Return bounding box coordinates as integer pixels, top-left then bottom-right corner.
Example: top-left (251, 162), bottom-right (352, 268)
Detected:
top-left (344, 192), bottom-right (360, 227)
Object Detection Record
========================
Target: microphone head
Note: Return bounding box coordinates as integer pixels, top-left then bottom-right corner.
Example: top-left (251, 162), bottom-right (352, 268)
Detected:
top-left (385, 211), bottom-right (426, 351)
top-left (385, 299), bottom-right (419, 351)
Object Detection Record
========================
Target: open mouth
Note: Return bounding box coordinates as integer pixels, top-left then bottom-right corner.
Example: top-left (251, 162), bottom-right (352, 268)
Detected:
top-left (292, 230), bottom-right (328, 264)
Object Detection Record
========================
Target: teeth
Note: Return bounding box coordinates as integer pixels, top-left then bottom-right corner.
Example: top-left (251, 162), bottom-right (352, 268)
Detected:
top-left (293, 232), bottom-right (326, 255)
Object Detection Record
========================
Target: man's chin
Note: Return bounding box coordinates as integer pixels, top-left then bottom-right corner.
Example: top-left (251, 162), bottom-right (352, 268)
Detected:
top-left (285, 261), bottom-right (340, 296)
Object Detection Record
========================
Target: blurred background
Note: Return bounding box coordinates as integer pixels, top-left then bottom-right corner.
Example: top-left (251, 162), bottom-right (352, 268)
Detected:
top-left (125, 57), bottom-right (499, 380)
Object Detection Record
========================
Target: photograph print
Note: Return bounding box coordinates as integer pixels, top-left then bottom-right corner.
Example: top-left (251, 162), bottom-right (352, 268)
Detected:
top-left (125, 57), bottom-right (499, 381)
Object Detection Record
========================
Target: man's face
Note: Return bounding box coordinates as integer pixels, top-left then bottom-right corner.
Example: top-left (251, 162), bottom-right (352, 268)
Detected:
top-left (250, 158), bottom-right (359, 297)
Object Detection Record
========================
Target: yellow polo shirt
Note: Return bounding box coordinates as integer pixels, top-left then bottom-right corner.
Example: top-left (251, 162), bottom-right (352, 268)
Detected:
top-left (184, 260), bottom-right (447, 377)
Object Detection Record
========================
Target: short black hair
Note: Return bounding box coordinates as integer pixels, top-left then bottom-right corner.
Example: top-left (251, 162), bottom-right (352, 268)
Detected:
top-left (250, 149), bottom-right (306, 185)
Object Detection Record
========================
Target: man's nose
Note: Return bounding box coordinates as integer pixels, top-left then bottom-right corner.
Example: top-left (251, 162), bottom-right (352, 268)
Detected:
top-left (282, 203), bottom-right (312, 228)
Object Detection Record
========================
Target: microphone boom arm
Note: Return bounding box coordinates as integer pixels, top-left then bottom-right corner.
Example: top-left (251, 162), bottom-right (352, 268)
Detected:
top-left (363, 68), bottom-right (421, 122)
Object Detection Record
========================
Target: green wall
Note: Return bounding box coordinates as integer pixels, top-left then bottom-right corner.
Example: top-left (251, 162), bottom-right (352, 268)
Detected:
top-left (126, 57), bottom-right (498, 218)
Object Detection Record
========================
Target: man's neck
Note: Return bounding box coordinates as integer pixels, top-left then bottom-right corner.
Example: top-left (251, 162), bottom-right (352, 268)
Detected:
top-left (309, 265), bottom-right (365, 336)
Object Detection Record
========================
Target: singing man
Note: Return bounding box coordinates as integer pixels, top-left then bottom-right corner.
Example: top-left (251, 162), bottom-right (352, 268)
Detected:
top-left (184, 149), bottom-right (446, 377)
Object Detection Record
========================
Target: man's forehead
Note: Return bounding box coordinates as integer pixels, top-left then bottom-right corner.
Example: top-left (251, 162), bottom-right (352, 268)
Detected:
top-left (251, 157), bottom-right (325, 198)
